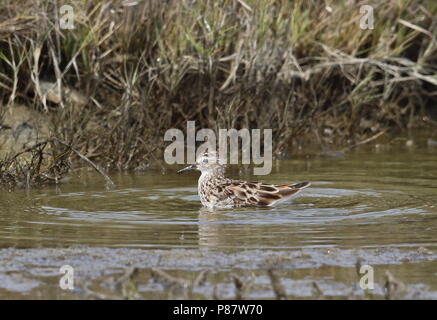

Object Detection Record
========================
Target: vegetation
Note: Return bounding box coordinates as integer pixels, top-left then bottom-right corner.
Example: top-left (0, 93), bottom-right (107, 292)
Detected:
top-left (0, 0), bottom-right (436, 184)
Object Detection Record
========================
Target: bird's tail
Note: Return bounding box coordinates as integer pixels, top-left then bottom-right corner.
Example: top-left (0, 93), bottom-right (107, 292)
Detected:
top-left (275, 181), bottom-right (311, 198)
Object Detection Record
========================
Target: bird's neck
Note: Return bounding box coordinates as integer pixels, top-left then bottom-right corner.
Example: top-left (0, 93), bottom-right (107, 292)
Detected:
top-left (199, 167), bottom-right (226, 183)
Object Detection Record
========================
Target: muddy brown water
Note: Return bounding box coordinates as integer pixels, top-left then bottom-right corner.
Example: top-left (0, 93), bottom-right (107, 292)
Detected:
top-left (1, 141), bottom-right (437, 299)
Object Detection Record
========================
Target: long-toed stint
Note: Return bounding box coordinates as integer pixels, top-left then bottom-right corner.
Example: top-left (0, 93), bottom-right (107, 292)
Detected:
top-left (177, 151), bottom-right (310, 209)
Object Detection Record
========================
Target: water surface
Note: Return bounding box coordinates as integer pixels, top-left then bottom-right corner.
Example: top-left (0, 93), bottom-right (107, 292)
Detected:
top-left (1, 142), bottom-right (436, 299)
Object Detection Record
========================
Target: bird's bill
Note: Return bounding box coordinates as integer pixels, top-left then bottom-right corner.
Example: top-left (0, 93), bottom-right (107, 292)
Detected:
top-left (177, 164), bottom-right (197, 174)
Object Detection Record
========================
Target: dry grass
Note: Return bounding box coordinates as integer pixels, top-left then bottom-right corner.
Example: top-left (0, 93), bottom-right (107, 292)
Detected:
top-left (0, 139), bottom-right (70, 188)
top-left (0, 0), bottom-right (436, 179)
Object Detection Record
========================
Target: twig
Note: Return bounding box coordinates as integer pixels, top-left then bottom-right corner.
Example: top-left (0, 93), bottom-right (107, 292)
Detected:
top-left (192, 270), bottom-right (209, 288)
top-left (232, 274), bottom-right (245, 300)
top-left (150, 268), bottom-right (189, 289)
top-left (267, 269), bottom-right (287, 300)
top-left (115, 267), bottom-right (140, 300)
top-left (52, 138), bottom-right (115, 188)
top-left (345, 130), bottom-right (387, 151)
top-left (384, 271), bottom-right (406, 300)
top-left (311, 282), bottom-right (323, 299)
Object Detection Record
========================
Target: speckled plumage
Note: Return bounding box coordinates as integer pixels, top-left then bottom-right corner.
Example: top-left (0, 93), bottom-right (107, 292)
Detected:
top-left (177, 152), bottom-right (310, 209)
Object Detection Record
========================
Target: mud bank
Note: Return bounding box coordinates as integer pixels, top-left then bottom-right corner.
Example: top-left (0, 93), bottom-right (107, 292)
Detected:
top-left (1, 247), bottom-right (436, 299)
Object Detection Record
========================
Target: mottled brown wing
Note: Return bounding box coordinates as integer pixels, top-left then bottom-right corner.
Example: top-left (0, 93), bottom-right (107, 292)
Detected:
top-left (218, 181), bottom-right (260, 207)
top-left (220, 181), bottom-right (310, 207)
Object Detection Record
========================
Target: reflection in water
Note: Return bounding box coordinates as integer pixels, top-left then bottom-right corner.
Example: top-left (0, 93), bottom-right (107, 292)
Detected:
top-left (198, 208), bottom-right (227, 248)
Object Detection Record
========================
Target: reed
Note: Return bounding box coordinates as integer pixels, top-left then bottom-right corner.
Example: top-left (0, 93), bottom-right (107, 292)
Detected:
top-left (0, 0), bottom-right (436, 176)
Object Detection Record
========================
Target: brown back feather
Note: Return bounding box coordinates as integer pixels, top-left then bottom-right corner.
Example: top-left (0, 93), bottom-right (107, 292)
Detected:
top-left (219, 181), bottom-right (310, 207)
